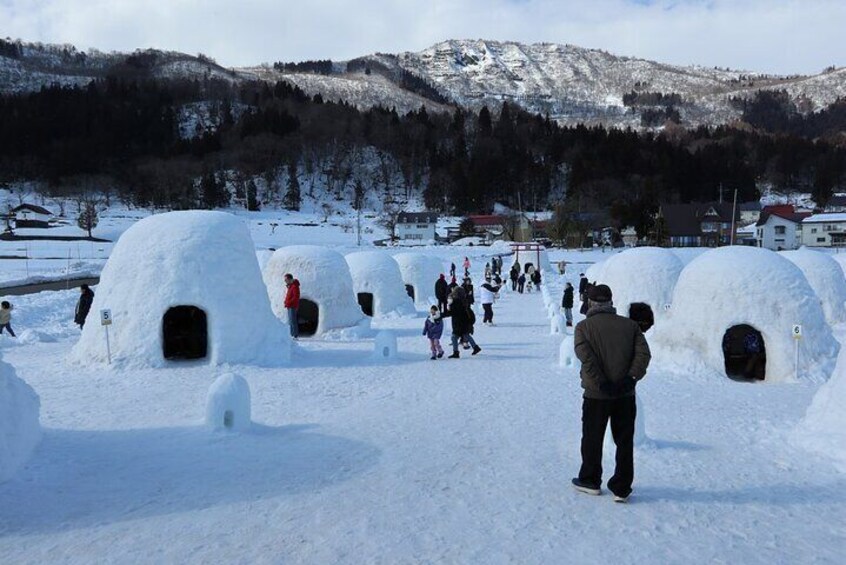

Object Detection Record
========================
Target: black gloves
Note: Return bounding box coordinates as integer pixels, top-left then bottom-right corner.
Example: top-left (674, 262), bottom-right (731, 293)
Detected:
top-left (599, 377), bottom-right (637, 396)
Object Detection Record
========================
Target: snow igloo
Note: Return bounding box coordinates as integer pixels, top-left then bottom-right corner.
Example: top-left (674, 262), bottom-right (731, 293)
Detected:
top-left (69, 211), bottom-right (291, 368)
top-left (780, 248), bottom-right (846, 325)
top-left (393, 253), bottom-right (444, 308)
top-left (345, 251), bottom-right (416, 317)
top-left (0, 354), bottom-right (41, 482)
top-left (586, 247), bottom-right (683, 332)
top-left (264, 245), bottom-right (367, 336)
top-left (652, 246), bottom-right (839, 383)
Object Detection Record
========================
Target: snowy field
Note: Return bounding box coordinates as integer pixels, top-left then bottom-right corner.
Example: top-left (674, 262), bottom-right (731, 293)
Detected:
top-left (0, 222), bottom-right (845, 563)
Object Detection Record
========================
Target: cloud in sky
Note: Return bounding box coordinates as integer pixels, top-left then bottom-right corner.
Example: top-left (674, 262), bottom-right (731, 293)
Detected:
top-left (1, 0), bottom-right (843, 75)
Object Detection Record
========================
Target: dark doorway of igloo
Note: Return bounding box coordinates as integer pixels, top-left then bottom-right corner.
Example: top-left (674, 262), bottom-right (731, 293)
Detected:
top-left (357, 292), bottom-right (374, 317)
top-left (163, 306), bottom-right (208, 360)
top-left (629, 303), bottom-right (655, 333)
top-left (722, 324), bottom-right (766, 381)
top-left (405, 284), bottom-right (415, 301)
top-left (297, 299), bottom-right (319, 337)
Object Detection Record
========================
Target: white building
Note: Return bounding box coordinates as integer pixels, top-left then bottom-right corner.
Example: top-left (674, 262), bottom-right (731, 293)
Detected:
top-left (264, 245), bottom-right (367, 337)
top-left (756, 206), bottom-right (809, 250)
top-left (801, 213), bottom-right (846, 247)
top-left (69, 211), bottom-right (291, 367)
top-left (396, 212), bottom-right (438, 242)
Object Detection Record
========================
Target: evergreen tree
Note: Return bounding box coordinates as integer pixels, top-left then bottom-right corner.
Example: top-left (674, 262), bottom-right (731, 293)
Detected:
top-left (77, 200), bottom-right (99, 238)
top-left (283, 162), bottom-right (301, 211)
top-left (246, 179), bottom-right (260, 211)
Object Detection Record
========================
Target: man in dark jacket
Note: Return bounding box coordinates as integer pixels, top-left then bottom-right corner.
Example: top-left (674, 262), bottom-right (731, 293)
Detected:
top-left (441, 287), bottom-right (481, 358)
top-left (509, 265), bottom-right (520, 291)
top-left (74, 284), bottom-right (95, 329)
top-left (572, 284), bottom-right (651, 502)
top-left (435, 274), bottom-right (449, 313)
top-left (562, 282), bottom-right (574, 327)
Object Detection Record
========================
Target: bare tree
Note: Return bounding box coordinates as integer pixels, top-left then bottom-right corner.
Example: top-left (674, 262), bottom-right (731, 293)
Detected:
top-left (377, 200), bottom-right (403, 241)
top-left (319, 202), bottom-right (334, 223)
top-left (76, 194), bottom-right (100, 238)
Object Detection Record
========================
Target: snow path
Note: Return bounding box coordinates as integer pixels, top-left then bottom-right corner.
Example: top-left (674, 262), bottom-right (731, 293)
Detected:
top-left (0, 284), bottom-right (844, 563)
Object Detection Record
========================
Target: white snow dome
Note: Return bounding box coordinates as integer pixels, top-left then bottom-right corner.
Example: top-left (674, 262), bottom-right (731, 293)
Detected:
top-left (393, 253), bottom-right (444, 308)
top-left (264, 245), bottom-right (366, 336)
top-left (653, 246), bottom-right (839, 383)
top-left (0, 354), bottom-right (41, 482)
top-left (345, 251), bottom-right (416, 317)
top-left (69, 211), bottom-right (291, 368)
top-left (591, 247), bottom-right (684, 327)
top-left (780, 248), bottom-right (846, 325)
top-left (793, 347), bottom-right (846, 472)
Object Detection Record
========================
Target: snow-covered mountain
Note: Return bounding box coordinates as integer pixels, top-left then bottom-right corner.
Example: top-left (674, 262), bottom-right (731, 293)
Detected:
top-left (3, 38), bottom-right (846, 128)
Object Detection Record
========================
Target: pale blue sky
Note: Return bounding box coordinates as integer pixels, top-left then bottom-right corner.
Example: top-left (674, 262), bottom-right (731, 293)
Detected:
top-left (1, 0), bottom-right (843, 75)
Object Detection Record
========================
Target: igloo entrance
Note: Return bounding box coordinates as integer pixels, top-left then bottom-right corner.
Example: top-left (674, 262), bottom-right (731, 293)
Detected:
top-left (405, 285), bottom-right (415, 301)
top-left (297, 299), bottom-right (319, 337)
top-left (357, 292), bottom-right (374, 317)
top-left (722, 324), bottom-right (766, 381)
top-left (629, 303), bottom-right (655, 333)
top-left (163, 306), bottom-right (208, 360)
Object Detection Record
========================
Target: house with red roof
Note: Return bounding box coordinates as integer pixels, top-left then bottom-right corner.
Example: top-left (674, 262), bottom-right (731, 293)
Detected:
top-left (755, 205), bottom-right (811, 250)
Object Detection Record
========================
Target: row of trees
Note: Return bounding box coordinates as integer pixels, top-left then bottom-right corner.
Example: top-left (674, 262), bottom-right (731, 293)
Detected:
top-left (0, 78), bottom-right (844, 226)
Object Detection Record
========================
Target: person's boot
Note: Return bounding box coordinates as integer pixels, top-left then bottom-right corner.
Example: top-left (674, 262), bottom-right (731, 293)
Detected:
top-left (571, 478), bottom-right (601, 496)
top-left (472, 345), bottom-right (482, 355)
top-left (437, 351), bottom-right (444, 359)
top-left (448, 350), bottom-right (460, 359)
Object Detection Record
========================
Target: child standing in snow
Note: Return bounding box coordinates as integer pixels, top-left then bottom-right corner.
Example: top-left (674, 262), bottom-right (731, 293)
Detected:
top-left (423, 306), bottom-right (445, 360)
top-left (0, 301), bottom-right (15, 337)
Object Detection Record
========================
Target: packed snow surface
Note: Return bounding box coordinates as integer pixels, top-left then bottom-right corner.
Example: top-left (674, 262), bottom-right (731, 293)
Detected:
top-left (68, 211), bottom-right (291, 368)
top-left (0, 354), bottom-right (41, 482)
top-left (345, 251), bottom-right (416, 317)
top-left (652, 246), bottom-right (839, 383)
top-left (264, 245), bottom-right (366, 335)
top-left (780, 248), bottom-right (846, 325)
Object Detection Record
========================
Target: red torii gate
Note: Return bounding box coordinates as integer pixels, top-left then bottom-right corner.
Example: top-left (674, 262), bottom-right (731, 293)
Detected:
top-left (510, 242), bottom-right (543, 272)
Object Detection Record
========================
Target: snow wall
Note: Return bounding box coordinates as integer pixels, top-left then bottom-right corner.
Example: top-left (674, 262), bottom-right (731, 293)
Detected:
top-left (586, 247), bottom-right (683, 327)
top-left (345, 251), bottom-right (416, 317)
top-left (264, 245), bottom-right (366, 335)
top-left (651, 246), bottom-right (839, 383)
top-left (793, 346), bottom-right (846, 472)
top-left (0, 355), bottom-right (41, 482)
top-left (780, 248), bottom-right (846, 325)
top-left (393, 253), bottom-right (444, 309)
top-left (69, 211), bottom-right (291, 368)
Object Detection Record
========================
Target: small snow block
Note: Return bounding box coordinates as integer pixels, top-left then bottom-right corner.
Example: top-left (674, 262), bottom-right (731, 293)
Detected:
top-left (206, 373), bottom-right (251, 432)
top-left (373, 330), bottom-right (398, 360)
top-left (550, 314), bottom-right (567, 335)
top-left (559, 334), bottom-right (581, 369)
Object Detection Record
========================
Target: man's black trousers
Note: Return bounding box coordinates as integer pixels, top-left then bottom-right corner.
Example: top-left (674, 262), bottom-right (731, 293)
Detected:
top-left (482, 303), bottom-right (494, 323)
top-left (578, 395), bottom-right (636, 497)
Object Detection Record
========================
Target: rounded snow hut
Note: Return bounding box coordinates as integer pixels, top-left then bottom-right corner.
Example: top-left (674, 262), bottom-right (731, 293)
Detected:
top-left (0, 354), bottom-right (41, 482)
top-left (345, 251), bottom-right (416, 318)
top-left (653, 246), bottom-right (838, 383)
top-left (393, 253), bottom-right (444, 308)
top-left (264, 245), bottom-right (366, 336)
top-left (590, 247), bottom-right (684, 331)
top-left (780, 248), bottom-right (846, 326)
top-left (69, 211), bottom-right (291, 367)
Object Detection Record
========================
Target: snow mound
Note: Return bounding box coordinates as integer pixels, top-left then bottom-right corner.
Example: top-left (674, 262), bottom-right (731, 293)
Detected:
top-left (345, 251), bottom-right (416, 317)
top-left (264, 245), bottom-right (366, 335)
top-left (0, 354), bottom-right (41, 482)
top-left (373, 330), bottom-right (398, 359)
top-left (652, 246), bottom-right (839, 383)
top-left (793, 344), bottom-right (846, 471)
top-left (393, 253), bottom-right (444, 308)
top-left (780, 248), bottom-right (846, 325)
top-left (206, 373), bottom-right (251, 432)
top-left (69, 211), bottom-right (291, 368)
top-left (588, 247), bottom-right (683, 326)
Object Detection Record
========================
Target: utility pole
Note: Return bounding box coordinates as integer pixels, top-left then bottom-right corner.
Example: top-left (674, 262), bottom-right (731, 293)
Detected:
top-left (356, 206), bottom-right (362, 247)
top-left (730, 188), bottom-right (738, 246)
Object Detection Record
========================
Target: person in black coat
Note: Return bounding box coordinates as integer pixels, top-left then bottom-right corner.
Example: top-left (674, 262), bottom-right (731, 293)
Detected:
top-left (75, 284), bottom-right (95, 329)
top-left (531, 270), bottom-right (541, 289)
top-left (441, 287), bottom-right (480, 358)
top-left (461, 277), bottom-right (475, 306)
top-left (509, 265), bottom-right (520, 291)
top-left (517, 273), bottom-right (526, 294)
top-left (435, 274), bottom-right (449, 313)
top-left (562, 282), bottom-right (575, 327)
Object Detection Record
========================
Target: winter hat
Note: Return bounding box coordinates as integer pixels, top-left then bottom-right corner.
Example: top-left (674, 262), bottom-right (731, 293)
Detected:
top-left (588, 284), bottom-right (612, 303)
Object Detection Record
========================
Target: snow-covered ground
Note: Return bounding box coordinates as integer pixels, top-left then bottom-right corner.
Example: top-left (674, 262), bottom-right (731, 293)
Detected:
top-left (0, 239), bottom-right (844, 562)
